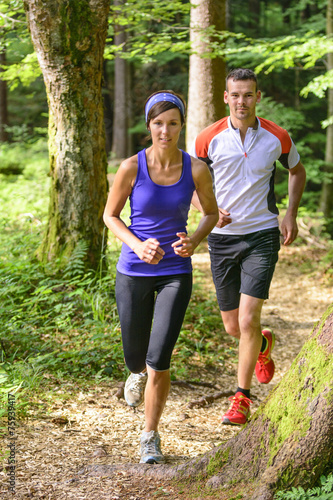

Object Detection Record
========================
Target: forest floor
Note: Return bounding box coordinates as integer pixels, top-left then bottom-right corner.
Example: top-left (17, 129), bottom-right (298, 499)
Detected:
top-left (1, 243), bottom-right (333, 500)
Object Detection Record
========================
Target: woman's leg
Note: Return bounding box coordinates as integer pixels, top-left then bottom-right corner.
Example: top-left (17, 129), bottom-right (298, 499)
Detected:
top-left (144, 366), bottom-right (170, 432)
top-left (144, 273), bottom-right (192, 431)
top-left (115, 271), bottom-right (154, 373)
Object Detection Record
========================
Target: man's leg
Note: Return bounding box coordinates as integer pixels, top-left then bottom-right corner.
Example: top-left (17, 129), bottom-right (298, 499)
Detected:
top-left (220, 308), bottom-right (240, 339)
top-left (221, 294), bottom-right (264, 425)
top-left (209, 229), bottom-right (279, 424)
top-left (221, 293), bottom-right (263, 390)
top-left (237, 294), bottom-right (264, 389)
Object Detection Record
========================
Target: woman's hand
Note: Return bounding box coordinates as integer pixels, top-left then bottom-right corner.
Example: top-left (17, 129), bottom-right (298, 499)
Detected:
top-left (172, 232), bottom-right (195, 257)
top-left (133, 238), bottom-right (165, 264)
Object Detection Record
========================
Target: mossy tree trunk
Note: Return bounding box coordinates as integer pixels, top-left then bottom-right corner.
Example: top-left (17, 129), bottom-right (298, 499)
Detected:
top-left (186, 0), bottom-right (226, 150)
top-left (84, 305), bottom-right (333, 500)
top-left (23, 0), bottom-right (110, 269)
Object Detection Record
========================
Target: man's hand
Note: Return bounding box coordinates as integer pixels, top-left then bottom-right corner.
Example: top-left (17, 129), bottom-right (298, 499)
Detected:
top-left (216, 208), bottom-right (232, 228)
top-left (280, 213), bottom-right (298, 245)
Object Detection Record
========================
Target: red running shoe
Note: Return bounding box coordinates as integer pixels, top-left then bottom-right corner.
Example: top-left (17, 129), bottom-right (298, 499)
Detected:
top-left (255, 329), bottom-right (275, 384)
top-left (222, 392), bottom-right (252, 425)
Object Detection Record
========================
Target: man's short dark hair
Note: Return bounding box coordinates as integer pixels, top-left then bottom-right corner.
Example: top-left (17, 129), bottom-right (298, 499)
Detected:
top-left (226, 68), bottom-right (258, 92)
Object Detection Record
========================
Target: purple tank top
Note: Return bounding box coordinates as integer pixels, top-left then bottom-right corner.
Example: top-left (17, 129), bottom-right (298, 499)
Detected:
top-left (117, 149), bottom-right (195, 276)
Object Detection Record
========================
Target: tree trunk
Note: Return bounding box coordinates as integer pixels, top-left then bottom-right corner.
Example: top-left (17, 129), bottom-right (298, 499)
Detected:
top-left (186, 0), bottom-right (226, 150)
top-left (83, 304), bottom-right (333, 499)
top-left (23, 0), bottom-right (110, 269)
top-left (248, 0), bottom-right (260, 35)
top-left (0, 49), bottom-right (9, 142)
top-left (111, 0), bottom-right (132, 160)
top-left (319, 0), bottom-right (333, 232)
top-left (103, 59), bottom-right (113, 156)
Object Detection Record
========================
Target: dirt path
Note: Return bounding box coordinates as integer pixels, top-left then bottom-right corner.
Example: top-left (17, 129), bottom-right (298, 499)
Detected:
top-left (1, 245), bottom-right (332, 499)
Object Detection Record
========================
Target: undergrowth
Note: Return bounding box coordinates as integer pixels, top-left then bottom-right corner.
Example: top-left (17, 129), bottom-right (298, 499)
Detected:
top-left (0, 210), bottom-right (232, 419)
top-left (274, 474), bottom-right (333, 499)
top-left (0, 145), bottom-right (232, 420)
top-left (1, 141), bottom-right (332, 500)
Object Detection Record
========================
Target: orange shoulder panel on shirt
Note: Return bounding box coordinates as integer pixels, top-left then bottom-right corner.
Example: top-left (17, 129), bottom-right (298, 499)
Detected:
top-left (195, 117), bottom-right (229, 159)
top-left (259, 117), bottom-right (291, 154)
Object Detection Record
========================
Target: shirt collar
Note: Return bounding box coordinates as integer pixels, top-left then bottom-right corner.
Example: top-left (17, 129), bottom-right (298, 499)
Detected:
top-left (228, 116), bottom-right (259, 132)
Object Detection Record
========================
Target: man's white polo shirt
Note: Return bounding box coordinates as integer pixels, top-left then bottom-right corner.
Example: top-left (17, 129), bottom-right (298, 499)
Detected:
top-left (191, 116), bottom-right (300, 235)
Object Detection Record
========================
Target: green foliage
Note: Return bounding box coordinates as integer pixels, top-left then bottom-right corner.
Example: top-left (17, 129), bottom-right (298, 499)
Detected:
top-left (0, 140), bottom-right (50, 219)
top-left (1, 52), bottom-right (42, 89)
top-left (222, 1), bottom-right (332, 130)
top-left (0, 215), bottom-right (122, 376)
top-left (105, 0), bottom-right (191, 63)
top-left (301, 69), bottom-right (333, 100)
top-left (274, 474), bottom-right (333, 499)
top-left (0, 0), bottom-right (27, 46)
top-left (1, 0), bottom-right (332, 420)
top-left (0, 147), bottom-right (238, 419)
top-left (253, 34), bottom-right (332, 75)
top-left (0, 358), bottom-right (42, 421)
top-left (256, 96), bottom-right (306, 134)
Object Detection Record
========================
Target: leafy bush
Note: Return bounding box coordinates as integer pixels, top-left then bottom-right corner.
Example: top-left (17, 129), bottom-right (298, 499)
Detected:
top-left (0, 215), bottom-right (123, 378)
top-left (274, 474), bottom-right (333, 499)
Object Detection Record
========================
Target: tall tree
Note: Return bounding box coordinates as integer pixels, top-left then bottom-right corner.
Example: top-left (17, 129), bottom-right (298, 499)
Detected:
top-left (23, 0), bottom-right (110, 269)
top-left (186, 0), bottom-right (226, 150)
top-left (111, 0), bottom-right (133, 160)
top-left (319, 0), bottom-right (333, 228)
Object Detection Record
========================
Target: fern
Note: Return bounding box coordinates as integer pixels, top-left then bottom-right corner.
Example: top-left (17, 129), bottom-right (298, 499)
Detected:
top-left (63, 240), bottom-right (89, 279)
top-left (274, 474), bottom-right (333, 499)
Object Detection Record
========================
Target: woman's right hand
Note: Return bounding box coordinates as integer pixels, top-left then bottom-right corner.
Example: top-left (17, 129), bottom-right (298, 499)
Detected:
top-left (133, 238), bottom-right (165, 264)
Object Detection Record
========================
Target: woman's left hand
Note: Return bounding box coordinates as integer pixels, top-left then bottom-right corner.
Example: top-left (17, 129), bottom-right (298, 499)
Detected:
top-left (172, 232), bottom-right (195, 257)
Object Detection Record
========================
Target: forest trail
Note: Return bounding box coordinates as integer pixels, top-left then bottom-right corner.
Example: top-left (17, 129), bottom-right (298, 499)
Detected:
top-left (1, 244), bottom-right (333, 500)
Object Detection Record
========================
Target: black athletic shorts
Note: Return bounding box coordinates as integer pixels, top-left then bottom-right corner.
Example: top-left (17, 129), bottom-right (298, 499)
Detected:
top-left (208, 228), bottom-right (280, 312)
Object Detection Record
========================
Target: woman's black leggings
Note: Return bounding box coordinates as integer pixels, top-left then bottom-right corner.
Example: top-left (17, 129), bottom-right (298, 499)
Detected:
top-left (115, 271), bottom-right (192, 372)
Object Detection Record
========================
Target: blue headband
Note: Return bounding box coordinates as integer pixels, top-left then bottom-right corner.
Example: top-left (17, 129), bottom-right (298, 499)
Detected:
top-left (145, 93), bottom-right (185, 123)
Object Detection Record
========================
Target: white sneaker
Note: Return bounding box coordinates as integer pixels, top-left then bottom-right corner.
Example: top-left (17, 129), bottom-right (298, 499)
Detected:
top-left (124, 372), bottom-right (147, 407)
top-left (140, 430), bottom-right (165, 464)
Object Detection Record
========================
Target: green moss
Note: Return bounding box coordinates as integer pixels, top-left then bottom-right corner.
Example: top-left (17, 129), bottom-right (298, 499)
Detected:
top-left (206, 447), bottom-right (230, 477)
top-left (259, 306), bottom-right (333, 464)
top-left (58, 2), bottom-right (97, 66)
top-left (278, 462), bottom-right (296, 487)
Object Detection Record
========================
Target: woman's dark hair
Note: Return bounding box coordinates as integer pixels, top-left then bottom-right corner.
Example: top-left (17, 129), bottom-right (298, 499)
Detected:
top-left (145, 90), bottom-right (186, 128)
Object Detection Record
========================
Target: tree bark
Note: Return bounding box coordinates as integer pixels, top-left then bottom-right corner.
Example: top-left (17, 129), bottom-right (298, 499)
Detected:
top-left (103, 59), bottom-right (113, 156)
top-left (0, 49), bottom-right (9, 142)
top-left (248, 0), bottom-right (260, 35)
top-left (23, 0), bottom-right (110, 269)
top-left (82, 305), bottom-right (333, 499)
top-left (319, 0), bottom-right (333, 231)
top-left (111, 0), bottom-right (133, 160)
top-left (186, 0), bottom-right (226, 150)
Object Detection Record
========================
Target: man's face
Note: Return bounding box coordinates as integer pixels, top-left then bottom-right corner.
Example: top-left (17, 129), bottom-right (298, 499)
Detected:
top-left (224, 79), bottom-right (261, 123)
